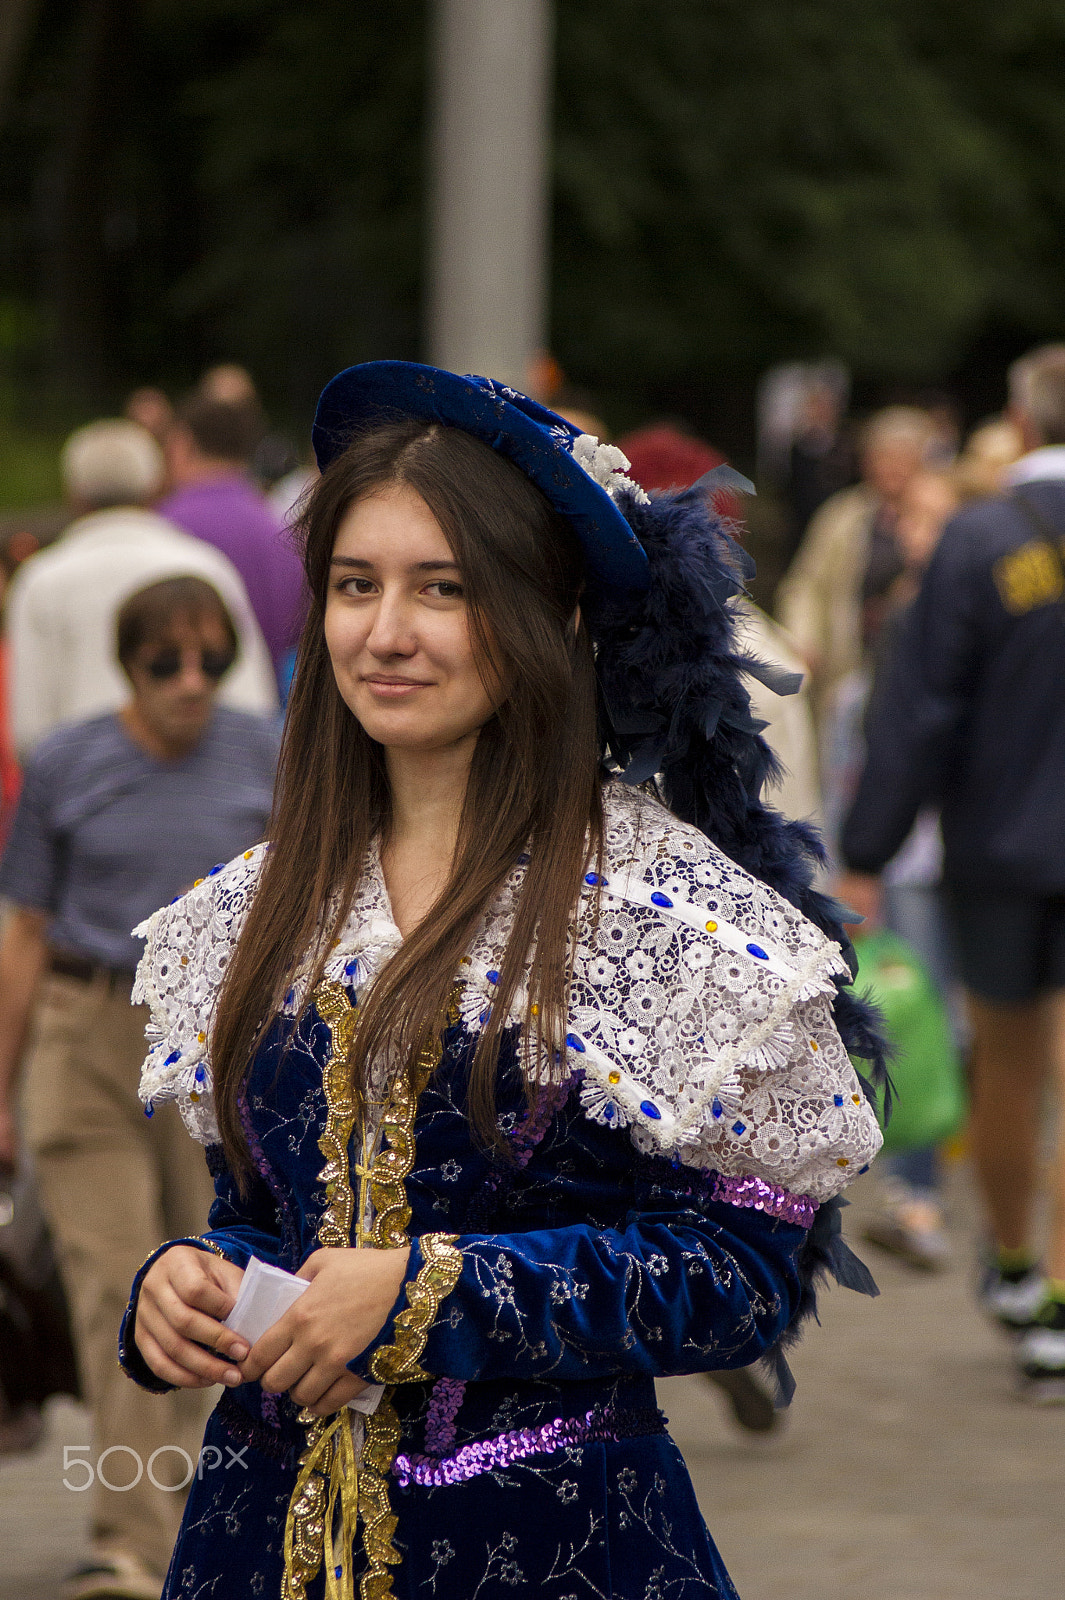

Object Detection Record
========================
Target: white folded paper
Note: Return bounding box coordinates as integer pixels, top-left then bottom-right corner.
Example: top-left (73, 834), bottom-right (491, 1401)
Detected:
top-left (223, 1255), bottom-right (383, 1414)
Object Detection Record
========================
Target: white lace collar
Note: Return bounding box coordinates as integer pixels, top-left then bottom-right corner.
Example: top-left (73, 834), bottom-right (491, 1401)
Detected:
top-left (133, 784), bottom-right (881, 1201)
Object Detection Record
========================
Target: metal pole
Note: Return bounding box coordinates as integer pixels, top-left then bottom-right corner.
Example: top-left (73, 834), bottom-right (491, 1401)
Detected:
top-left (426, 0), bottom-right (553, 387)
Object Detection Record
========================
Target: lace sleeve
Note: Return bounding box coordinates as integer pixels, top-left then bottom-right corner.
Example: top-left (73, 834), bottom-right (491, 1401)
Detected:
top-left (563, 785), bottom-right (883, 1203)
top-left (132, 845), bottom-right (267, 1144)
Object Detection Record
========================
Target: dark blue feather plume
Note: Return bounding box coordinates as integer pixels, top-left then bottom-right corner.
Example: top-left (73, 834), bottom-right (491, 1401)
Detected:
top-left (583, 483), bottom-right (888, 1399)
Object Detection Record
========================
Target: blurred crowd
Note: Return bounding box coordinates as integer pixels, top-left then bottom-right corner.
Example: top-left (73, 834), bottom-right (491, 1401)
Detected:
top-left (0, 344), bottom-right (1063, 1598)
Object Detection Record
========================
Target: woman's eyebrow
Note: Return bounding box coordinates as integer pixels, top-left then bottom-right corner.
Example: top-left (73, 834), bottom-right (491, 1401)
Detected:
top-left (330, 556), bottom-right (462, 572)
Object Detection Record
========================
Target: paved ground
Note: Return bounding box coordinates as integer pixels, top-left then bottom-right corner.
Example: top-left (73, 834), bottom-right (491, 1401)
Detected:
top-left (1, 1165), bottom-right (1061, 1599)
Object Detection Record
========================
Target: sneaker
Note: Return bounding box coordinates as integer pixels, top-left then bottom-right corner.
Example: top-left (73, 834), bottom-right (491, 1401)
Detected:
top-left (863, 1191), bottom-right (951, 1272)
top-left (1018, 1298), bottom-right (1065, 1404)
top-left (979, 1260), bottom-right (1046, 1331)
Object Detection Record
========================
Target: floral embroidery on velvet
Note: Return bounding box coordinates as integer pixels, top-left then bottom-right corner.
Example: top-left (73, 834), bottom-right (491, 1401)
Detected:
top-left (392, 1404), bottom-right (667, 1488)
top-left (236, 1090), bottom-right (300, 1268)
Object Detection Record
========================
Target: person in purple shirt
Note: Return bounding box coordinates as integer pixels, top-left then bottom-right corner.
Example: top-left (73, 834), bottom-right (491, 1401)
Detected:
top-left (160, 394), bottom-right (307, 680)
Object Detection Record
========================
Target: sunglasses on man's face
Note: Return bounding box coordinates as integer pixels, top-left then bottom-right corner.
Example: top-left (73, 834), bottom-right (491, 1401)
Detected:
top-left (141, 647), bottom-right (236, 682)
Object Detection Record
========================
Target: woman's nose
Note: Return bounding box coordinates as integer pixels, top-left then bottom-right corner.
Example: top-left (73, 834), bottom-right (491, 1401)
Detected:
top-left (365, 594), bottom-right (416, 657)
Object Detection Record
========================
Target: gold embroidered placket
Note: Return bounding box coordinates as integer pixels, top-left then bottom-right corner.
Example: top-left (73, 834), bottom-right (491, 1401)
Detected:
top-left (281, 982), bottom-right (462, 1600)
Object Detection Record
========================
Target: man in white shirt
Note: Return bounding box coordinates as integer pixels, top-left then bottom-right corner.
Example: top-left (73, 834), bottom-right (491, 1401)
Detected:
top-left (6, 419), bottom-right (279, 757)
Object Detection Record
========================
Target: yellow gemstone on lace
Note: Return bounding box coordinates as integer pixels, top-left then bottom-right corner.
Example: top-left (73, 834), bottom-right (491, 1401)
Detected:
top-left (531, 1003), bottom-right (539, 1016)
top-left (608, 1071), bottom-right (621, 1085)
top-left (193, 878), bottom-right (203, 887)
top-left (459, 956), bottom-right (471, 966)
top-left (705, 920), bottom-right (718, 933)
top-left (809, 1040), bottom-right (819, 1051)
top-left (852, 1094), bottom-right (861, 1104)
top-left (837, 1157), bottom-right (849, 1167)
top-left (189, 1090), bottom-right (200, 1102)
top-left (198, 1032), bottom-right (206, 1044)
top-left (244, 850), bottom-right (253, 859)
top-left (181, 956), bottom-right (188, 966)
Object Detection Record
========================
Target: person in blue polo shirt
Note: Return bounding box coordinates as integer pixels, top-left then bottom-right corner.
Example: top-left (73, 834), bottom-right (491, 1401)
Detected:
top-left (0, 574), bottom-right (278, 1600)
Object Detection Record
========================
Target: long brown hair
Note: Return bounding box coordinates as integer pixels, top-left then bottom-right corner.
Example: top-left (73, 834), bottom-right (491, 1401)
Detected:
top-left (211, 419), bottom-right (604, 1187)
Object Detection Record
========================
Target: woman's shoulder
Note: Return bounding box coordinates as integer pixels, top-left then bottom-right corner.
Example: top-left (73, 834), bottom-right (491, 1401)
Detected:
top-left (132, 843), bottom-right (269, 1143)
top-left (599, 780), bottom-right (834, 964)
top-left (579, 783), bottom-right (879, 1204)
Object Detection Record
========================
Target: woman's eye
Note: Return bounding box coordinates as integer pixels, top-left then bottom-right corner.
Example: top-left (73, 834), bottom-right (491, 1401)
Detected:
top-left (339, 576), bottom-right (376, 595)
top-left (426, 580), bottom-right (463, 599)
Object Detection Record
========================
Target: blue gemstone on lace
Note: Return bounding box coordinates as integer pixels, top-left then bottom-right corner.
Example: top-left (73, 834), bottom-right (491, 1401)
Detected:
top-left (712, 1098), bottom-right (723, 1119)
top-left (640, 1100), bottom-right (662, 1120)
top-left (285, 989), bottom-right (295, 1008)
top-left (604, 1104), bottom-right (615, 1120)
top-left (565, 1034), bottom-right (586, 1053)
top-left (344, 958), bottom-right (359, 977)
top-left (859, 1164), bottom-right (869, 1175)
top-left (746, 943), bottom-right (768, 960)
top-left (833, 1094), bottom-right (844, 1106)
top-left (651, 892), bottom-right (673, 908)
top-left (195, 1067), bottom-right (206, 1083)
top-left (585, 872), bottom-right (603, 886)
top-left (144, 1100), bottom-right (154, 1118)
top-left (170, 895), bottom-right (181, 904)
top-left (732, 1120), bottom-right (746, 1136)
top-left (208, 863), bottom-right (224, 876)
top-left (164, 1050), bottom-right (180, 1066)
top-left (486, 970), bottom-right (499, 984)
top-left (335, 1568), bottom-right (343, 1581)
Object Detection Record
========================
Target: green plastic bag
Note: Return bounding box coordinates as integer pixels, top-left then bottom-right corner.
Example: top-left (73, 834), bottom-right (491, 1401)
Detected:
top-left (851, 928), bottom-right (967, 1154)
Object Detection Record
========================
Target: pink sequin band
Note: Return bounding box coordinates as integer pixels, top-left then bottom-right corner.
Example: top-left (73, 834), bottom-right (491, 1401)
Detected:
top-left (392, 1404), bottom-right (664, 1489)
top-left (709, 1172), bottom-right (817, 1228)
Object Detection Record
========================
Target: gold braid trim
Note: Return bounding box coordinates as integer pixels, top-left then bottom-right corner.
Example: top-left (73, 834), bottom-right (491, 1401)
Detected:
top-left (369, 1233), bottom-right (463, 1386)
top-left (312, 982), bottom-right (361, 1249)
top-left (282, 981), bottom-right (459, 1600)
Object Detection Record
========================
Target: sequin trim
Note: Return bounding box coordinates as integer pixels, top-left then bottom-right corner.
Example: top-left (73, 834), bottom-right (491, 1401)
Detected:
top-left (709, 1171), bottom-right (817, 1227)
top-left (368, 1232), bottom-right (463, 1386)
top-left (424, 1377), bottom-right (466, 1456)
top-left (392, 1404), bottom-right (667, 1488)
top-left (217, 1389), bottom-right (297, 1468)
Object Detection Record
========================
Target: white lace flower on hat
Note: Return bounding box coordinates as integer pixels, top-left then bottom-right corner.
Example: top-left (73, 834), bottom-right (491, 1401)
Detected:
top-left (571, 435), bottom-right (650, 505)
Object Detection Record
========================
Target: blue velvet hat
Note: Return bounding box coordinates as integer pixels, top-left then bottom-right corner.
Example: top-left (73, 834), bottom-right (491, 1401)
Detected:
top-left (312, 361), bottom-right (651, 593)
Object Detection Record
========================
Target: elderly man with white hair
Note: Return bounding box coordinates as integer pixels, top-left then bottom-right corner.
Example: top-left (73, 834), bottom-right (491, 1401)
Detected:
top-left (775, 404), bottom-right (937, 726)
top-left (5, 418), bottom-right (277, 758)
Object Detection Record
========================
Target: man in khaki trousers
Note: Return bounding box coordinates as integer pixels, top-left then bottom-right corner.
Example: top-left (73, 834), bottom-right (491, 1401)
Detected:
top-left (0, 553), bottom-right (278, 1598)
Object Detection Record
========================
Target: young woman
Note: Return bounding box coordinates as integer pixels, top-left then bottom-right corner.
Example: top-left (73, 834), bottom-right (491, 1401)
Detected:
top-left (121, 365), bottom-right (884, 1600)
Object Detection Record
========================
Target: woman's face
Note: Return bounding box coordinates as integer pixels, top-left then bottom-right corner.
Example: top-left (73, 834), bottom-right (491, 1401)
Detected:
top-left (325, 482), bottom-right (502, 755)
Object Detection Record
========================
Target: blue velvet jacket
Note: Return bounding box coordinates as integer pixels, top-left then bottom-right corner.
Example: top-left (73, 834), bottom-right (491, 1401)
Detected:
top-left (120, 785), bottom-right (882, 1600)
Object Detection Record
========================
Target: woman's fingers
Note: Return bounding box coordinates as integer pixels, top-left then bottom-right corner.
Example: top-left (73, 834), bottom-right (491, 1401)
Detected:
top-left (135, 1321), bottom-right (243, 1388)
top-left (134, 1245), bottom-right (249, 1384)
top-left (302, 1374), bottom-right (371, 1417)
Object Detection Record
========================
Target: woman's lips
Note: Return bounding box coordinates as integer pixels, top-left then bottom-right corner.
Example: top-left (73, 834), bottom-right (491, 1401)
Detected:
top-left (363, 677), bottom-right (431, 696)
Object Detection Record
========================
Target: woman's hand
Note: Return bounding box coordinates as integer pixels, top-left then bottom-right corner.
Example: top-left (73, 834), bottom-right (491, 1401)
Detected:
top-left (239, 1246), bottom-right (410, 1417)
top-left (134, 1245), bottom-right (249, 1389)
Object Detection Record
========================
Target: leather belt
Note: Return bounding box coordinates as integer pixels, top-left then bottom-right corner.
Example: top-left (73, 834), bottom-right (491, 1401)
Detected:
top-left (49, 951), bottom-right (137, 993)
